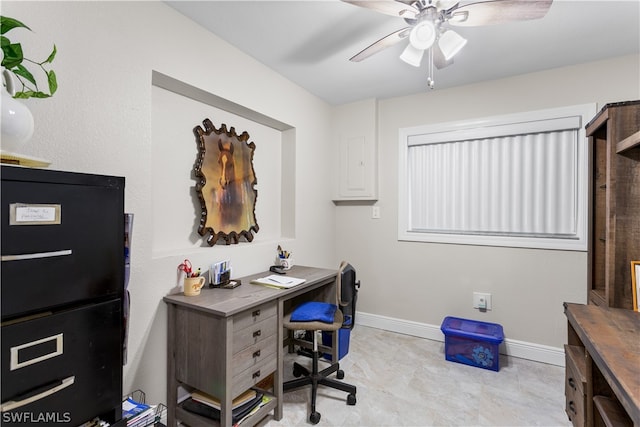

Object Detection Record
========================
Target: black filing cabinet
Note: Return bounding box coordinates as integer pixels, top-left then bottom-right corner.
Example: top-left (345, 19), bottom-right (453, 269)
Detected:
top-left (1, 165), bottom-right (125, 426)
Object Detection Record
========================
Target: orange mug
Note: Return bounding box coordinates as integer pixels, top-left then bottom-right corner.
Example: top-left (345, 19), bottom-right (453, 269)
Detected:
top-left (184, 276), bottom-right (206, 296)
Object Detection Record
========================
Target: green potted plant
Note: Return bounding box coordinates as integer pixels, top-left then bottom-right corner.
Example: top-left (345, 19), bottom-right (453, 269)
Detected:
top-left (1, 16), bottom-right (57, 98)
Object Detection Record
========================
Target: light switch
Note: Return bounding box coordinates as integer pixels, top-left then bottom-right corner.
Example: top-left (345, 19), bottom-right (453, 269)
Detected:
top-left (372, 206), bottom-right (381, 219)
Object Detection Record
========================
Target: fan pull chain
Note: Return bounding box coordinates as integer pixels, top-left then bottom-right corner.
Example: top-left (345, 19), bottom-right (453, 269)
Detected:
top-left (426, 47), bottom-right (435, 89)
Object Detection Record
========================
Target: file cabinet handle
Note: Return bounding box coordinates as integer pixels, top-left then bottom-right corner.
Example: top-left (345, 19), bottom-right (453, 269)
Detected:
top-left (1, 249), bottom-right (72, 262)
top-left (568, 401), bottom-right (576, 414)
top-left (252, 309), bottom-right (260, 317)
top-left (0, 376), bottom-right (75, 412)
top-left (253, 350), bottom-right (261, 358)
top-left (10, 333), bottom-right (64, 371)
top-left (568, 377), bottom-right (576, 390)
top-left (252, 370), bottom-right (261, 379)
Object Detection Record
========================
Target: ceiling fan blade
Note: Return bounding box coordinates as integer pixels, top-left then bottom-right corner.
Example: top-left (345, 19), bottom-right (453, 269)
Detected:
top-left (448, 0), bottom-right (553, 27)
top-left (341, 0), bottom-right (419, 20)
top-left (350, 27), bottom-right (412, 62)
top-left (433, 44), bottom-right (454, 69)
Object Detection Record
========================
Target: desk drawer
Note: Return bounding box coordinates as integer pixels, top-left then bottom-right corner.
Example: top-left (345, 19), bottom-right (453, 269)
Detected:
top-left (1, 171), bottom-right (124, 319)
top-left (232, 316), bottom-right (277, 354)
top-left (233, 302), bottom-right (277, 332)
top-left (1, 299), bottom-right (122, 426)
top-left (231, 356), bottom-right (277, 399)
top-left (233, 336), bottom-right (277, 377)
top-left (564, 345), bottom-right (586, 426)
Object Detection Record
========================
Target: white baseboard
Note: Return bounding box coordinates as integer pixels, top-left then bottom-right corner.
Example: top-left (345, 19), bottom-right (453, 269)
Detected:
top-left (355, 311), bottom-right (565, 367)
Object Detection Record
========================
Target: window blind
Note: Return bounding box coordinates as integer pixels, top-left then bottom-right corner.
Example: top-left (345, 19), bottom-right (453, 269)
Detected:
top-left (398, 104), bottom-right (595, 250)
top-left (407, 129), bottom-right (577, 237)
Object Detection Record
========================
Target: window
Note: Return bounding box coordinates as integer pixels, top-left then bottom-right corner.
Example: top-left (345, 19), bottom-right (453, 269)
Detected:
top-left (398, 104), bottom-right (596, 251)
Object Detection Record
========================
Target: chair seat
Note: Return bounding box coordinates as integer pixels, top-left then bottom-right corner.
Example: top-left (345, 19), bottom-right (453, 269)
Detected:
top-left (284, 309), bottom-right (343, 332)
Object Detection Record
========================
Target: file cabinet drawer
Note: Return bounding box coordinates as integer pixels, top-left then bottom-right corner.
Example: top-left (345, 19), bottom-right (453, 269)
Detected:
top-left (1, 299), bottom-right (122, 426)
top-left (1, 168), bottom-right (124, 319)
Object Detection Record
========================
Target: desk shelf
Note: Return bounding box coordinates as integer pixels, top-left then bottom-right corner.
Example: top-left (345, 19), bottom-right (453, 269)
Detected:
top-left (593, 396), bottom-right (633, 427)
top-left (175, 392), bottom-right (276, 427)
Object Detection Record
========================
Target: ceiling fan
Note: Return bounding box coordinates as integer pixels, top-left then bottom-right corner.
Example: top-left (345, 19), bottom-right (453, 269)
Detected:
top-left (343, 0), bottom-right (553, 89)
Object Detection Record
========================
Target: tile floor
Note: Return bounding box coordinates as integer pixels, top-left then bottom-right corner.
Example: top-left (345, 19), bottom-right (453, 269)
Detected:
top-left (267, 325), bottom-right (572, 426)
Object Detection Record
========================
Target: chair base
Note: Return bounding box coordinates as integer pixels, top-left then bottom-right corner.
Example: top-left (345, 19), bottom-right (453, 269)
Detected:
top-left (283, 351), bottom-right (357, 424)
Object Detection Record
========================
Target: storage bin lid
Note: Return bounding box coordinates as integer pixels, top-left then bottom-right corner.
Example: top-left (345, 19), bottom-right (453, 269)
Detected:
top-left (440, 316), bottom-right (504, 343)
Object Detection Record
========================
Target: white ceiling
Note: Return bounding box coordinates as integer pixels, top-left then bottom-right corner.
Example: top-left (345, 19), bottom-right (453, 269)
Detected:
top-left (166, 0), bottom-right (640, 105)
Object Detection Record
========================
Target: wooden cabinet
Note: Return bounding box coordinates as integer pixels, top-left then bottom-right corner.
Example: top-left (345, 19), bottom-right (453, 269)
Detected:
top-left (586, 101), bottom-right (640, 309)
top-left (164, 266), bottom-right (339, 427)
top-left (564, 303), bottom-right (639, 427)
top-left (170, 301), bottom-right (278, 427)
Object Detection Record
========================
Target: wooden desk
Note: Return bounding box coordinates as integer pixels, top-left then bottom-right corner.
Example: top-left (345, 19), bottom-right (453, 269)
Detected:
top-left (564, 303), bottom-right (640, 427)
top-left (164, 266), bottom-right (340, 427)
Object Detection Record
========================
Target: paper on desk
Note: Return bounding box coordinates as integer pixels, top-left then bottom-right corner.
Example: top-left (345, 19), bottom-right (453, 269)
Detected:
top-left (250, 275), bottom-right (306, 289)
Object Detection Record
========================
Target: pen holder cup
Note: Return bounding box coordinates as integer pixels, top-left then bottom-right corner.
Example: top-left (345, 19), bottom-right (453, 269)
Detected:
top-left (184, 276), bottom-right (206, 296)
top-left (278, 257), bottom-right (294, 270)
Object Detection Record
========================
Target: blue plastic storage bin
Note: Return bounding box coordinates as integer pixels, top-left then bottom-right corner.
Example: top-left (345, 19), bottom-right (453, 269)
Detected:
top-left (322, 316), bottom-right (352, 361)
top-left (440, 316), bottom-right (504, 371)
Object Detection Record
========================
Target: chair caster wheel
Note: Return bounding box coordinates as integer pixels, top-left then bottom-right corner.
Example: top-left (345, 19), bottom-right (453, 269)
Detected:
top-left (337, 369), bottom-right (345, 379)
top-left (310, 411), bottom-right (321, 424)
top-left (292, 364), bottom-right (304, 378)
top-left (347, 394), bottom-right (356, 405)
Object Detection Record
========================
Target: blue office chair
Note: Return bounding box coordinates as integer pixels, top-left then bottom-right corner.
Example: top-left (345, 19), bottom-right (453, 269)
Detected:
top-left (283, 261), bottom-right (359, 424)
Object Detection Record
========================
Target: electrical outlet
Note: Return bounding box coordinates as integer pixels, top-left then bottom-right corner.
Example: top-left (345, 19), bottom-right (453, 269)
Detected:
top-left (473, 292), bottom-right (492, 310)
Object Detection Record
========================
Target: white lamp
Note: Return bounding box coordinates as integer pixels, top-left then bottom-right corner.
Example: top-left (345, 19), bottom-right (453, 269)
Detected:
top-left (400, 44), bottom-right (425, 67)
top-left (399, 20), bottom-right (436, 67)
top-left (438, 29), bottom-right (467, 61)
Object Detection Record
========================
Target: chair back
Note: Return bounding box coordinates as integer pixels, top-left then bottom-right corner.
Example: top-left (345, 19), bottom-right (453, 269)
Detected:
top-left (337, 261), bottom-right (359, 330)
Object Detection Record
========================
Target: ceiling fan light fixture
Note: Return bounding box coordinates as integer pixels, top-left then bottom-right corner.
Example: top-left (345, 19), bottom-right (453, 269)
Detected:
top-left (409, 20), bottom-right (436, 50)
top-left (438, 29), bottom-right (467, 61)
top-left (400, 43), bottom-right (425, 67)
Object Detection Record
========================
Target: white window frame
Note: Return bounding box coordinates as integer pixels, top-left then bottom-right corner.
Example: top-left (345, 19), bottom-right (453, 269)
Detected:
top-left (398, 104), bottom-right (596, 251)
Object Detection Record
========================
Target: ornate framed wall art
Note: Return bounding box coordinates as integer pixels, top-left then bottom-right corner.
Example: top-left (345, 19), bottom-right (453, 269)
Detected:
top-left (194, 118), bottom-right (259, 245)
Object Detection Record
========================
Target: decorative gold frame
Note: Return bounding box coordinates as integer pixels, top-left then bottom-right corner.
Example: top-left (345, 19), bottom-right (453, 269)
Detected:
top-left (632, 261), bottom-right (640, 312)
top-left (193, 118), bottom-right (259, 245)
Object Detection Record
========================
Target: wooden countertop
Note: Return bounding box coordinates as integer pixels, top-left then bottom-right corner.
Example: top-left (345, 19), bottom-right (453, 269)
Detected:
top-left (164, 265), bottom-right (337, 317)
top-left (564, 303), bottom-right (640, 424)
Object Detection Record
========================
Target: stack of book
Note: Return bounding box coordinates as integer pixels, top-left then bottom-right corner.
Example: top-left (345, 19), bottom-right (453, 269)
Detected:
top-left (122, 397), bottom-right (156, 427)
top-left (181, 388), bottom-right (270, 425)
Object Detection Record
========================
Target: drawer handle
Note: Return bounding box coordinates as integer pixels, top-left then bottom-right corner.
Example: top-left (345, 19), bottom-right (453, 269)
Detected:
top-left (252, 370), bottom-right (261, 379)
top-left (568, 401), bottom-right (576, 414)
top-left (0, 376), bottom-right (75, 412)
top-left (253, 330), bottom-right (261, 338)
top-left (10, 333), bottom-right (64, 371)
top-left (1, 249), bottom-right (72, 262)
top-left (252, 309), bottom-right (261, 317)
top-left (253, 350), bottom-right (261, 358)
top-left (568, 377), bottom-right (576, 390)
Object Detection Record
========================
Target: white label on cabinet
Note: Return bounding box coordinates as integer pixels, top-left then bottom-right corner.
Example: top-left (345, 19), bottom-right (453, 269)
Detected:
top-left (10, 204), bottom-right (61, 225)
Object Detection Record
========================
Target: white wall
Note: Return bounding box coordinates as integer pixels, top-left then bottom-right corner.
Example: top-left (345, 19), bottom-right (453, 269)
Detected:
top-left (335, 54), bottom-right (640, 361)
top-left (2, 1), bottom-right (335, 404)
